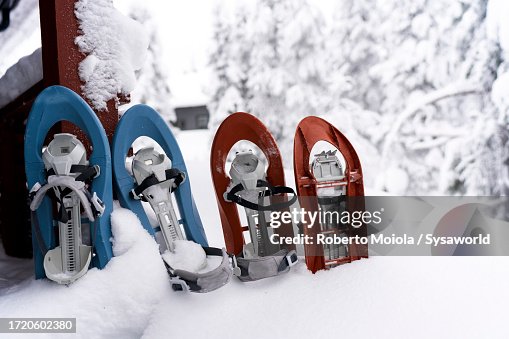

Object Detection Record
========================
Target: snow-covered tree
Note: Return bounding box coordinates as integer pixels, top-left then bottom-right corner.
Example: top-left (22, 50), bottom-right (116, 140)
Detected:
top-left (368, 0), bottom-right (504, 195)
top-left (128, 6), bottom-right (173, 122)
top-left (208, 0), bottom-right (508, 196)
top-left (327, 0), bottom-right (382, 111)
top-left (209, 0), bottom-right (339, 159)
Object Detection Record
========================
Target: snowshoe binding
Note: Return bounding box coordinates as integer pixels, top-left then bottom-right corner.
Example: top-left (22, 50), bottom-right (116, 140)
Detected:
top-left (312, 150), bottom-right (349, 263)
top-left (25, 86), bottom-right (113, 284)
top-left (294, 116), bottom-right (367, 273)
top-left (112, 105), bottom-right (231, 292)
top-left (211, 112), bottom-right (298, 282)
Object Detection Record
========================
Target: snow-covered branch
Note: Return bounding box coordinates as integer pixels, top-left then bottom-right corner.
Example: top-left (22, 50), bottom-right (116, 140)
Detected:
top-left (382, 82), bottom-right (483, 159)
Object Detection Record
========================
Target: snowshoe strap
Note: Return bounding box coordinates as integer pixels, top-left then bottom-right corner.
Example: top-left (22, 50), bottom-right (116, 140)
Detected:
top-left (46, 164), bottom-right (100, 183)
top-left (41, 164), bottom-right (102, 222)
top-left (226, 180), bottom-right (297, 211)
top-left (131, 168), bottom-right (185, 201)
top-left (30, 209), bottom-right (49, 256)
top-left (29, 176), bottom-right (104, 222)
top-left (164, 247), bottom-right (233, 293)
top-left (232, 249), bottom-right (298, 282)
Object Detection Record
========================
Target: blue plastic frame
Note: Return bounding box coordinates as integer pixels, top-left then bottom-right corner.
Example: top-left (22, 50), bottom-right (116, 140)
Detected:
top-left (112, 104), bottom-right (208, 246)
top-left (24, 86), bottom-right (113, 279)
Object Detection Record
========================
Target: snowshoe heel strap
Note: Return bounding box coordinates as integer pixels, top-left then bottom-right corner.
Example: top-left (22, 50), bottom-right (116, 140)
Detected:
top-left (226, 180), bottom-right (297, 211)
top-left (233, 249), bottom-right (298, 282)
top-left (165, 247), bottom-right (233, 293)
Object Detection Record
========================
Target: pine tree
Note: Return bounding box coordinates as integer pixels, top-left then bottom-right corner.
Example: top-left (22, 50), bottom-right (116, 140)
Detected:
top-left (128, 6), bottom-right (173, 122)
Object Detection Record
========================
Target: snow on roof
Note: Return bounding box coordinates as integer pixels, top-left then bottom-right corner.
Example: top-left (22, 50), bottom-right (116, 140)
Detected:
top-left (0, 0), bottom-right (40, 77)
top-left (0, 48), bottom-right (42, 110)
top-left (75, 0), bottom-right (149, 111)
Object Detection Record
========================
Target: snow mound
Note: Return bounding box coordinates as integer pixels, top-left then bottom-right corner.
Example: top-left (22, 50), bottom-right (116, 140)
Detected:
top-left (162, 240), bottom-right (207, 272)
top-left (75, 0), bottom-right (149, 111)
top-left (0, 48), bottom-right (42, 110)
top-left (0, 207), bottom-right (171, 338)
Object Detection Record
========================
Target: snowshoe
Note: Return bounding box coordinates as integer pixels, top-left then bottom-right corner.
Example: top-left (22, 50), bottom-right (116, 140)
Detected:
top-left (211, 112), bottom-right (298, 282)
top-left (24, 86), bottom-right (113, 284)
top-left (293, 116), bottom-right (367, 273)
top-left (112, 104), bottom-right (231, 292)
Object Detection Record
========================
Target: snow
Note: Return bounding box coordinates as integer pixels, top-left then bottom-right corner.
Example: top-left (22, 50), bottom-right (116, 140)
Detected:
top-left (0, 207), bottom-right (170, 338)
top-left (0, 48), bottom-right (42, 110)
top-left (75, 0), bottom-right (149, 111)
top-left (161, 240), bottom-right (207, 272)
top-left (143, 257), bottom-right (509, 339)
top-left (487, 0), bottom-right (509, 56)
top-left (2, 130), bottom-right (509, 338)
top-left (0, 0), bottom-right (40, 77)
top-left (2, 0), bottom-right (509, 337)
top-left (487, 0), bottom-right (509, 123)
top-left (491, 72), bottom-right (509, 119)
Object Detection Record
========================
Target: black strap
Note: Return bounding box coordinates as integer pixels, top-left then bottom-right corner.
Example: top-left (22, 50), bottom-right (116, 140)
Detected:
top-left (277, 251), bottom-right (297, 272)
top-left (46, 164), bottom-right (98, 180)
top-left (31, 210), bottom-right (49, 256)
top-left (226, 179), bottom-right (297, 211)
top-left (0, 9), bottom-right (10, 31)
top-left (131, 168), bottom-right (185, 201)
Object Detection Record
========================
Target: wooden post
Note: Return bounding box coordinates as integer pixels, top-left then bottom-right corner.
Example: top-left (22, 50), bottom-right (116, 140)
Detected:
top-left (39, 0), bottom-right (122, 140)
top-left (0, 0), bottom-right (126, 258)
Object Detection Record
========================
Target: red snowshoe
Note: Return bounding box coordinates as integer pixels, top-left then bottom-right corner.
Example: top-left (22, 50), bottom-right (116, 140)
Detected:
top-left (211, 112), bottom-right (298, 281)
top-left (293, 116), bottom-right (368, 273)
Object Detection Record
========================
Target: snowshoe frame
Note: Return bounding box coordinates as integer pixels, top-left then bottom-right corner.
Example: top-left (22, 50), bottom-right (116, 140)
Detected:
top-left (293, 116), bottom-right (368, 273)
top-left (24, 86), bottom-right (113, 280)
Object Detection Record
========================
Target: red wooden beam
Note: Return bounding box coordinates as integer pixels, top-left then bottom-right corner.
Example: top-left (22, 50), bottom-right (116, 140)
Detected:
top-left (39, 0), bottom-right (123, 140)
top-left (0, 0), bottom-right (127, 257)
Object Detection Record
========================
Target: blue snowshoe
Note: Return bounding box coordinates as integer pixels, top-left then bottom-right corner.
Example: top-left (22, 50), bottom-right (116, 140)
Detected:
top-left (112, 104), bottom-right (231, 292)
top-left (24, 86), bottom-right (113, 284)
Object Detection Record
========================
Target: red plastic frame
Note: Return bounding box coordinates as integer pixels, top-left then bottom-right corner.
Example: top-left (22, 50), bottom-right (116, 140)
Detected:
top-left (294, 116), bottom-right (368, 273)
top-left (210, 112), bottom-right (294, 255)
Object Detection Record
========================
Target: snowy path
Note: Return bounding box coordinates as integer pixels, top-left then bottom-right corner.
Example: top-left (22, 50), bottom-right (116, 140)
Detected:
top-left (0, 130), bottom-right (508, 338)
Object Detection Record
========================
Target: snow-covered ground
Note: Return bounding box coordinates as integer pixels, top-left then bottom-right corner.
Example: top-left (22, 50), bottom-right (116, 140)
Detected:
top-left (0, 129), bottom-right (508, 338)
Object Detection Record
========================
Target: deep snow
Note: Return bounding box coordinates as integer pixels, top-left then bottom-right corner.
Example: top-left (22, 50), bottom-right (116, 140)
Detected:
top-left (0, 130), bottom-right (508, 339)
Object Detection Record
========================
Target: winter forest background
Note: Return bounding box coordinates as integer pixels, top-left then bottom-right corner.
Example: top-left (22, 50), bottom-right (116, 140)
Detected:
top-left (205, 0), bottom-right (509, 197)
top-left (1, 0), bottom-right (508, 197)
